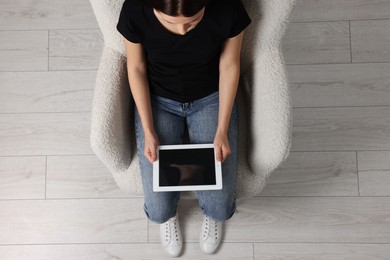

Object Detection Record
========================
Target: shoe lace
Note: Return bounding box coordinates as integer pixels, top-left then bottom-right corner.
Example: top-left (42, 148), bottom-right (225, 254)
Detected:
top-left (203, 215), bottom-right (219, 241)
top-left (165, 216), bottom-right (179, 243)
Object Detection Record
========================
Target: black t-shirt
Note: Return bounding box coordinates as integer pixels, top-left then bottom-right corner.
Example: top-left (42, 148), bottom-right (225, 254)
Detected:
top-left (117, 0), bottom-right (251, 103)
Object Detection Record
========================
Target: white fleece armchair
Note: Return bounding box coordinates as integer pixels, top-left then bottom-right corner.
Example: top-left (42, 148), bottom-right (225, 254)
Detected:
top-left (89, 0), bottom-right (297, 199)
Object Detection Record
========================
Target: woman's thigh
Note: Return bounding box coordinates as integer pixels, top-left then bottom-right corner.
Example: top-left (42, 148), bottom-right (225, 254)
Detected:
top-left (134, 98), bottom-right (186, 223)
top-left (186, 92), bottom-right (239, 221)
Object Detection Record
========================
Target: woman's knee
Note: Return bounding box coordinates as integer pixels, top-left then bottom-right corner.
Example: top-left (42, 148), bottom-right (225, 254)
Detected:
top-left (143, 201), bottom-right (177, 224)
top-left (198, 192), bottom-right (236, 222)
top-left (143, 192), bottom-right (180, 224)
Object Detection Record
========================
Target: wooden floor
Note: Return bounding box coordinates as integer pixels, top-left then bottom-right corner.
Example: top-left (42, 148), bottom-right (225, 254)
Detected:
top-left (1, 0), bottom-right (390, 259)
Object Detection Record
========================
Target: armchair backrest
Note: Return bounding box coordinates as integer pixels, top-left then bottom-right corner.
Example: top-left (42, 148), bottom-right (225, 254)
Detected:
top-left (240, 0), bottom-right (297, 73)
top-left (90, 0), bottom-right (127, 56)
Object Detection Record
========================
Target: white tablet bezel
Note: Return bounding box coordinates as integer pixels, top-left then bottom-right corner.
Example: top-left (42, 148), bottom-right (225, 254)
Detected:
top-left (153, 143), bottom-right (222, 192)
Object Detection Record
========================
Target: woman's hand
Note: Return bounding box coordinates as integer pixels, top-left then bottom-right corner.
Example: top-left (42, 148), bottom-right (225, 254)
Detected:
top-left (213, 130), bottom-right (231, 163)
top-left (144, 130), bottom-right (160, 164)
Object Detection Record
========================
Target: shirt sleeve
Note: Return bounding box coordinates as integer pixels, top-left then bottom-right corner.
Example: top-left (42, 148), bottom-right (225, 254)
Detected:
top-left (227, 0), bottom-right (252, 38)
top-left (116, 1), bottom-right (141, 43)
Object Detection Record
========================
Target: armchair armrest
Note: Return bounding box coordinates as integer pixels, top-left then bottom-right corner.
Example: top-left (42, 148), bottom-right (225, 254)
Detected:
top-left (90, 46), bottom-right (141, 192)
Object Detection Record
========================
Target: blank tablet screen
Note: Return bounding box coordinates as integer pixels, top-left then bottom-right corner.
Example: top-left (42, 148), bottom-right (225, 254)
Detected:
top-left (158, 148), bottom-right (216, 186)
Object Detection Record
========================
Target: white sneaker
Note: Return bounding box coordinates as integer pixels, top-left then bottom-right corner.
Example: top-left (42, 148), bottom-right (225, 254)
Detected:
top-left (199, 214), bottom-right (222, 254)
top-left (160, 214), bottom-right (183, 257)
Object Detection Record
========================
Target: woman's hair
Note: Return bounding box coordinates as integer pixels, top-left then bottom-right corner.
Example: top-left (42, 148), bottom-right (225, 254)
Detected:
top-left (143, 0), bottom-right (207, 17)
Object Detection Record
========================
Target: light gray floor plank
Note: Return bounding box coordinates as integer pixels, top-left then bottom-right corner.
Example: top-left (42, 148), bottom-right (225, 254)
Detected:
top-left (46, 155), bottom-right (140, 199)
top-left (282, 21), bottom-right (350, 65)
top-left (358, 151), bottom-right (390, 196)
top-left (0, 199), bottom-right (146, 244)
top-left (254, 243), bottom-right (390, 260)
top-left (0, 0), bottom-right (98, 30)
top-left (258, 151), bottom-right (358, 196)
top-left (0, 31), bottom-right (48, 71)
top-left (149, 197), bottom-right (390, 243)
top-left (0, 243), bottom-right (253, 260)
top-left (292, 106), bottom-right (390, 151)
top-left (287, 63), bottom-right (390, 107)
top-left (49, 29), bottom-right (103, 70)
top-left (290, 0), bottom-right (390, 22)
top-left (0, 156), bottom-right (46, 200)
top-left (351, 19), bottom-right (390, 62)
top-left (0, 71), bottom-right (95, 113)
top-left (0, 113), bottom-right (92, 156)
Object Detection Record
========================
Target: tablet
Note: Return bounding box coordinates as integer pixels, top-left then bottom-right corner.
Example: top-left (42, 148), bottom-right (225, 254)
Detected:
top-left (153, 143), bottom-right (222, 192)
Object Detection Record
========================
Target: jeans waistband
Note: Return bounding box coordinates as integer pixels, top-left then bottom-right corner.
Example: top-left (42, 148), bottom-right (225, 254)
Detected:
top-left (151, 91), bottom-right (219, 106)
top-left (149, 91), bottom-right (220, 116)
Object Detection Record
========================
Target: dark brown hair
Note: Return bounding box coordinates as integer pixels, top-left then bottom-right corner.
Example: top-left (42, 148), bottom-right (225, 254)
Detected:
top-left (143, 0), bottom-right (207, 17)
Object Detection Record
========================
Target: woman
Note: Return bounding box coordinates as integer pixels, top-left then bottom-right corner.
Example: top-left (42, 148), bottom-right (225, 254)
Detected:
top-left (117, 0), bottom-right (251, 256)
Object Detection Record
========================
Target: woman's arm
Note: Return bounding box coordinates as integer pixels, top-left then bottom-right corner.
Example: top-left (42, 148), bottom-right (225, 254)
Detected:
top-left (214, 31), bottom-right (245, 162)
top-left (124, 38), bottom-right (159, 162)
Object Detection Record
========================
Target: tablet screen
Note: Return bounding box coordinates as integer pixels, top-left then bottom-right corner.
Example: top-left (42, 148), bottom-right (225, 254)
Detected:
top-left (159, 148), bottom-right (216, 187)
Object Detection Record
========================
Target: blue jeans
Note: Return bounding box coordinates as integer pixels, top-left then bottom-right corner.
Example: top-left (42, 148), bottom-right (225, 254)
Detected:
top-left (134, 90), bottom-right (239, 223)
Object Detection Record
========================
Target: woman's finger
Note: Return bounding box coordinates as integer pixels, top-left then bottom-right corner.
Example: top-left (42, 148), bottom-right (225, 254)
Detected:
top-left (222, 144), bottom-right (231, 163)
top-left (145, 147), bottom-right (153, 163)
top-left (150, 146), bottom-right (157, 162)
top-left (215, 144), bottom-right (222, 162)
